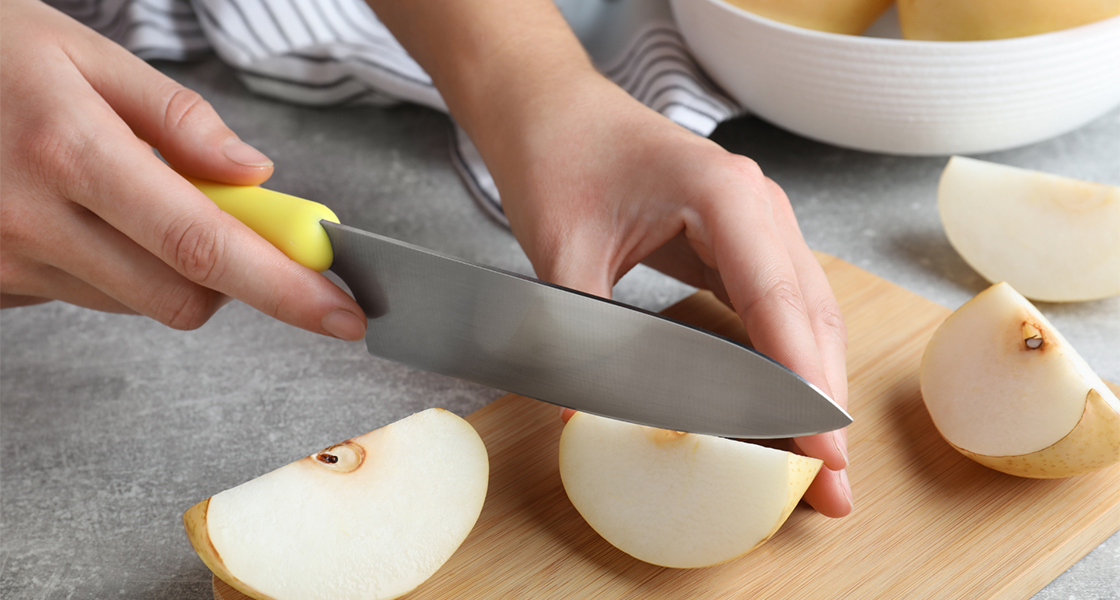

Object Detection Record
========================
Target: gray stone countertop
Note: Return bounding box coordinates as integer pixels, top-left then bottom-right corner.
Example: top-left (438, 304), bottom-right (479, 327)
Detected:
top-left (1, 58), bottom-right (1117, 598)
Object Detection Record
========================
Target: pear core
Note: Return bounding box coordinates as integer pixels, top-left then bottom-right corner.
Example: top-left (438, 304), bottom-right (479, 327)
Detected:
top-left (920, 283), bottom-right (1120, 478)
top-left (558, 412), bottom-right (821, 568)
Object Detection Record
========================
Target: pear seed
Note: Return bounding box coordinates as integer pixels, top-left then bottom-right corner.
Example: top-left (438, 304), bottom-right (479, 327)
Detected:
top-left (313, 441), bottom-right (364, 473)
top-left (1022, 322), bottom-right (1044, 350)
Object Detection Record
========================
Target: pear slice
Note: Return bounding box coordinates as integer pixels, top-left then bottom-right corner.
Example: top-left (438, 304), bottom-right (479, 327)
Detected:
top-left (920, 282), bottom-right (1120, 478)
top-left (558, 412), bottom-right (821, 568)
top-left (183, 408), bottom-right (489, 600)
top-left (937, 156), bottom-right (1120, 302)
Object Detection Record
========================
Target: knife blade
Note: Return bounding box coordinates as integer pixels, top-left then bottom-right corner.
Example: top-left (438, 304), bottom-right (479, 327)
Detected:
top-left (192, 178), bottom-right (851, 438)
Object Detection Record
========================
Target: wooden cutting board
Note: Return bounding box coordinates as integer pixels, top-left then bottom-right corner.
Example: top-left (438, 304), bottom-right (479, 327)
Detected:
top-left (214, 252), bottom-right (1119, 600)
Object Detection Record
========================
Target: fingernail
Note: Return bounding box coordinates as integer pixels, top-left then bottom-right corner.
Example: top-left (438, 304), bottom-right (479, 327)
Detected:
top-left (322, 310), bottom-right (365, 341)
top-left (223, 138), bottom-right (273, 167)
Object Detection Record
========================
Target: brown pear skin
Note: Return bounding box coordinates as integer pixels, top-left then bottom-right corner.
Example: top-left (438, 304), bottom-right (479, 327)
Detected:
top-left (951, 389), bottom-right (1120, 478)
top-left (183, 499), bottom-right (276, 600)
top-left (749, 453), bottom-right (823, 554)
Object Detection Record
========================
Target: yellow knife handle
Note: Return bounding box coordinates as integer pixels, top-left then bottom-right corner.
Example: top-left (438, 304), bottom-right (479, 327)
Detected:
top-left (188, 177), bottom-right (339, 273)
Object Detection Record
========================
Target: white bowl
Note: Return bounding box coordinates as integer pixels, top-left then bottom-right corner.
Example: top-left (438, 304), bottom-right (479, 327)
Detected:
top-left (670, 0), bottom-right (1120, 155)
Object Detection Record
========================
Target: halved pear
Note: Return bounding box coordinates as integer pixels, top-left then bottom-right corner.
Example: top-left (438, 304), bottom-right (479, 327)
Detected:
top-left (920, 282), bottom-right (1120, 478)
top-left (937, 156), bottom-right (1120, 302)
top-left (183, 408), bottom-right (489, 600)
top-left (558, 412), bottom-right (822, 568)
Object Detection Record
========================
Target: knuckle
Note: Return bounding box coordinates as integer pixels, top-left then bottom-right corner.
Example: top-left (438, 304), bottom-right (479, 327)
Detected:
top-left (767, 277), bottom-right (807, 314)
top-left (16, 120), bottom-right (90, 196)
top-left (160, 84), bottom-right (216, 135)
top-left (718, 155), bottom-right (767, 196)
top-left (725, 154), bottom-right (764, 181)
top-left (693, 154), bottom-right (771, 216)
top-left (152, 286), bottom-right (221, 330)
top-left (161, 216), bottom-right (227, 285)
top-left (708, 154), bottom-right (761, 183)
top-left (812, 299), bottom-right (849, 349)
top-left (747, 274), bottom-right (806, 317)
top-left (263, 288), bottom-right (301, 324)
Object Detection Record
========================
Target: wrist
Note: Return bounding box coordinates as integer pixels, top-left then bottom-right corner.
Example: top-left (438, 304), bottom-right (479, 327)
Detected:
top-left (366, 0), bottom-right (603, 181)
top-left (442, 30), bottom-right (601, 168)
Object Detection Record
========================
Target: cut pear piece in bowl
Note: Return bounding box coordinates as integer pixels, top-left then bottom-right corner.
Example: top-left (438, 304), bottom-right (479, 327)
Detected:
top-left (920, 282), bottom-right (1120, 478)
top-left (937, 155), bottom-right (1120, 302)
top-left (183, 408), bottom-right (489, 600)
top-left (558, 412), bottom-right (822, 568)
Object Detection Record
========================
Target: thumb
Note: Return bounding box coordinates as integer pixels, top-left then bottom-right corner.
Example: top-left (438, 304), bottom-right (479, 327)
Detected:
top-left (529, 236), bottom-right (616, 428)
top-left (65, 22), bottom-right (272, 185)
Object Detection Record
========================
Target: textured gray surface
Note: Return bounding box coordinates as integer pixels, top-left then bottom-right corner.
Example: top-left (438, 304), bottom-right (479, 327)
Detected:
top-left (1, 57), bottom-right (1117, 598)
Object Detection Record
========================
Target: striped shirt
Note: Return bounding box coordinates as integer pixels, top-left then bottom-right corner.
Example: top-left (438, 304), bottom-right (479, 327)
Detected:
top-left (49, 0), bottom-right (742, 223)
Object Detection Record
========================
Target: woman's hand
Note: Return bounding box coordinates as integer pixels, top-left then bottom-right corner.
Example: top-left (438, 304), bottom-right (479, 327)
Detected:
top-left (522, 78), bottom-right (852, 518)
top-left (368, 0), bottom-right (851, 516)
top-left (0, 0), bottom-right (365, 340)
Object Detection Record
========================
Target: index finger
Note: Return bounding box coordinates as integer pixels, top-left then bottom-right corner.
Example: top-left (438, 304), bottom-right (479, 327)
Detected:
top-left (53, 25), bottom-right (367, 338)
top-left (763, 178), bottom-right (850, 471)
top-left (58, 84), bottom-right (366, 338)
top-left (699, 171), bottom-right (846, 470)
top-left (132, 149), bottom-right (363, 336)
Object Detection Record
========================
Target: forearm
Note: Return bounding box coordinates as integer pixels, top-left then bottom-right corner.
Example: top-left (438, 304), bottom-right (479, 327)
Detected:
top-left (364, 0), bottom-right (600, 172)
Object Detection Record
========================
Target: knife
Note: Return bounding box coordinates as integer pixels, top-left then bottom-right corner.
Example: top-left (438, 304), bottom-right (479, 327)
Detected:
top-left (190, 178), bottom-right (851, 439)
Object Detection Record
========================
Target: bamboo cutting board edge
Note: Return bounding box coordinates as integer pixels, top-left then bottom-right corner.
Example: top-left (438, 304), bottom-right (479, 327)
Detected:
top-left (210, 252), bottom-right (1120, 600)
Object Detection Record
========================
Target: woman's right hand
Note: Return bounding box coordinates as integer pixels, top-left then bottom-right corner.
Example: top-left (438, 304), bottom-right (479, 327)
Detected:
top-left (0, 0), bottom-right (365, 340)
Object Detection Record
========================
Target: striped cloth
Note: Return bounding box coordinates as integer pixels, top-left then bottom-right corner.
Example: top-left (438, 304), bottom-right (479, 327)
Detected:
top-left (51, 0), bottom-right (743, 225)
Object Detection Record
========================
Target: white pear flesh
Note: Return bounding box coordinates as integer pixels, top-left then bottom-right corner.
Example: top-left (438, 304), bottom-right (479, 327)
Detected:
top-left (183, 408), bottom-right (489, 600)
top-left (558, 412), bottom-right (822, 568)
top-left (920, 282), bottom-right (1120, 478)
top-left (937, 156), bottom-right (1120, 302)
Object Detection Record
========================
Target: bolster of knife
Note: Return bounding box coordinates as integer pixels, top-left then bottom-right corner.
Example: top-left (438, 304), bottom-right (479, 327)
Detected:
top-left (187, 177), bottom-right (339, 272)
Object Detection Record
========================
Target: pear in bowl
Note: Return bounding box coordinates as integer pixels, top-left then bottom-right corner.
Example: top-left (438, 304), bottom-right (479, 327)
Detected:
top-left (183, 408), bottom-right (489, 600)
top-left (898, 0), bottom-right (1120, 40)
top-left (920, 283), bottom-right (1120, 478)
top-left (559, 412), bottom-right (821, 568)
